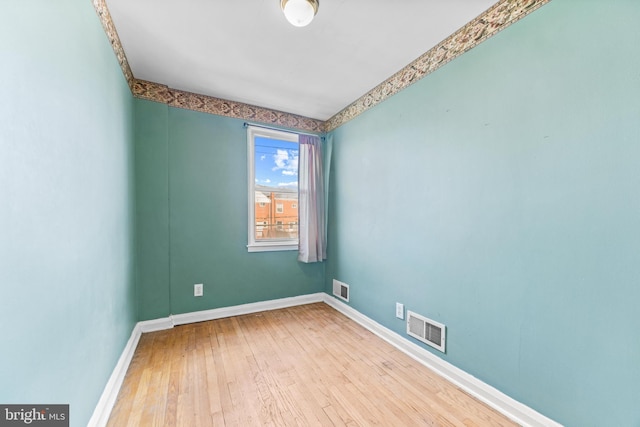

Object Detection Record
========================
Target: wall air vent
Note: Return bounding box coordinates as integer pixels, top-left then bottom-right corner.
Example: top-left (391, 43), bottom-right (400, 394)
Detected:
top-left (406, 310), bottom-right (446, 353)
top-left (332, 279), bottom-right (350, 302)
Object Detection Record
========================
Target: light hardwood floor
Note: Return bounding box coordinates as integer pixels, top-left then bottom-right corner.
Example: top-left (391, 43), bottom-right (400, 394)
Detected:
top-left (107, 303), bottom-right (517, 426)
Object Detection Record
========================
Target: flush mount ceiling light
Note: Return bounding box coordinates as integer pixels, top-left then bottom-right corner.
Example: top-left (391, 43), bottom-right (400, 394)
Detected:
top-left (280, 0), bottom-right (319, 27)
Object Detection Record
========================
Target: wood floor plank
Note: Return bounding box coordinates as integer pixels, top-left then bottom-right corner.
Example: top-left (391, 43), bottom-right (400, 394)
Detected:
top-left (108, 303), bottom-right (517, 426)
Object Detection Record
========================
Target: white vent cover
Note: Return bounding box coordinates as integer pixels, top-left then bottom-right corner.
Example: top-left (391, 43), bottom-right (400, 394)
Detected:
top-left (332, 279), bottom-right (349, 302)
top-left (406, 310), bottom-right (446, 353)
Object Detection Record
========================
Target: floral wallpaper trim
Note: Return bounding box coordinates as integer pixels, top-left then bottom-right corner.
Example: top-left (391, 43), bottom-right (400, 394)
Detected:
top-left (324, 0), bottom-right (551, 132)
top-left (93, 0), bottom-right (550, 133)
top-left (132, 80), bottom-right (325, 133)
top-left (93, 0), bottom-right (134, 88)
top-left (92, 0), bottom-right (324, 132)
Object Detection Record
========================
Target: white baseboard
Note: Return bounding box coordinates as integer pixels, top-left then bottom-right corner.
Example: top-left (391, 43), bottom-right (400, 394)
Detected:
top-left (138, 316), bottom-right (174, 333)
top-left (87, 323), bottom-right (142, 427)
top-left (90, 292), bottom-right (560, 427)
top-left (87, 293), bottom-right (325, 426)
top-left (137, 293), bottom-right (326, 332)
top-left (171, 293), bottom-right (325, 326)
top-left (322, 294), bottom-right (562, 427)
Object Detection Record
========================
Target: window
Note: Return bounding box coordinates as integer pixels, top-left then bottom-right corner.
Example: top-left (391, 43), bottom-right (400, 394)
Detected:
top-left (247, 125), bottom-right (299, 252)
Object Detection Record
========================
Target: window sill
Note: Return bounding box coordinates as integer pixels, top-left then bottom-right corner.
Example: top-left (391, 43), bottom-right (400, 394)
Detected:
top-left (247, 242), bottom-right (298, 253)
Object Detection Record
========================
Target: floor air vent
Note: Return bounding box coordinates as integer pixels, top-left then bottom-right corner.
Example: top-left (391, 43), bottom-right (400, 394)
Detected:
top-left (332, 280), bottom-right (349, 302)
top-left (407, 310), bottom-right (446, 353)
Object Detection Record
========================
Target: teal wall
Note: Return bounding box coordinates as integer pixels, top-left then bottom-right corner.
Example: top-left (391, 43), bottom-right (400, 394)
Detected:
top-left (134, 100), bottom-right (170, 320)
top-left (135, 101), bottom-right (324, 320)
top-left (0, 1), bottom-right (137, 427)
top-left (326, 1), bottom-right (640, 426)
top-left (3, 0), bottom-right (638, 426)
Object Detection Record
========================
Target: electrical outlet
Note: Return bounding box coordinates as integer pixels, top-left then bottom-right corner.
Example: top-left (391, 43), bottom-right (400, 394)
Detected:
top-left (194, 283), bottom-right (203, 297)
top-left (396, 302), bottom-right (404, 319)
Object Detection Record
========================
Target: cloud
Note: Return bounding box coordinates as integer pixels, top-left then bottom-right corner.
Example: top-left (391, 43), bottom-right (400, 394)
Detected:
top-left (263, 179), bottom-right (271, 183)
top-left (278, 181), bottom-right (298, 188)
top-left (272, 149), bottom-right (298, 176)
top-left (260, 154), bottom-right (266, 161)
top-left (273, 149), bottom-right (291, 169)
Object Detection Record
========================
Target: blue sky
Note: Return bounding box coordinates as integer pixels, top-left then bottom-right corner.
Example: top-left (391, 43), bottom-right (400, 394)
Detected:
top-left (254, 136), bottom-right (298, 189)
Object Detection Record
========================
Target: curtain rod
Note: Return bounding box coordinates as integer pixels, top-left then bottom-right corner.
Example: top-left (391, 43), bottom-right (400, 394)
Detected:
top-left (243, 122), bottom-right (325, 140)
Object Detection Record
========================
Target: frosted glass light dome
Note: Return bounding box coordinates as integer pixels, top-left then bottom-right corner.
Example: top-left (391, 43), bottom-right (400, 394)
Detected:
top-left (281, 0), bottom-right (318, 27)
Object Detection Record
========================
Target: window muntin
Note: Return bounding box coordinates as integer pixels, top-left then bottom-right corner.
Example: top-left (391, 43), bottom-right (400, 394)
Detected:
top-left (247, 126), bottom-right (299, 252)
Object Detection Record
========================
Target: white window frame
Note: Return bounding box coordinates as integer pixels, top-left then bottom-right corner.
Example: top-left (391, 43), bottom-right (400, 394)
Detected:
top-left (247, 125), bottom-right (299, 252)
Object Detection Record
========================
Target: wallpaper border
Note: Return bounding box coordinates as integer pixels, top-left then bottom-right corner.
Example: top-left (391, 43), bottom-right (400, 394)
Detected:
top-left (93, 0), bottom-right (550, 133)
top-left (132, 80), bottom-right (325, 133)
top-left (324, 0), bottom-right (551, 131)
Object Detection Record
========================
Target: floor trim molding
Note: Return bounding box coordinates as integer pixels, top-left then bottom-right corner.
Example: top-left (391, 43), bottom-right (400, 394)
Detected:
top-left (322, 294), bottom-right (562, 427)
top-left (171, 293), bottom-right (325, 327)
top-left (88, 293), bottom-right (324, 426)
top-left (87, 323), bottom-right (143, 427)
top-left (90, 292), bottom-right (561, 427)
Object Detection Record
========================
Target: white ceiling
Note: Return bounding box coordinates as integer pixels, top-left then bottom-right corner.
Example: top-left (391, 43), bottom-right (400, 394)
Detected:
top-left (106, 0), bottom-right (497, 121)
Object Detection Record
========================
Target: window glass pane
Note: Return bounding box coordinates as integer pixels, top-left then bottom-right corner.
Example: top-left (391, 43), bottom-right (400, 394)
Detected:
top-left (253, 136), bottom-right (298, 241)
